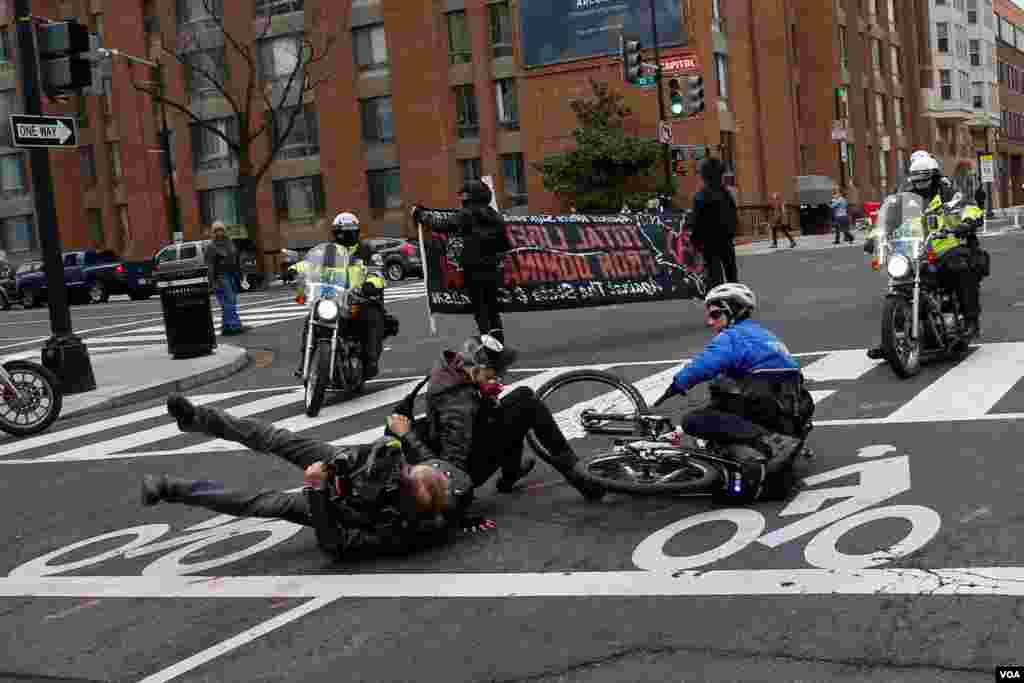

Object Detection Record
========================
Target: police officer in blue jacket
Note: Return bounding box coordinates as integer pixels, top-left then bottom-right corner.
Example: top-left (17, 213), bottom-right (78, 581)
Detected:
top-left (656, 283), bottom-right (814, 501)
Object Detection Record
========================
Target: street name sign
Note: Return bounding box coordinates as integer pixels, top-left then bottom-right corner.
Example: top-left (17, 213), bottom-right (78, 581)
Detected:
top-left (10, 114), bottom-right (78, 148)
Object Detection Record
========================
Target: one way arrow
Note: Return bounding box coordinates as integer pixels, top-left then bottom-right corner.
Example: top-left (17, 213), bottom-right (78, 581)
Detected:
top-left (55, 120), bottom-right (72, 144)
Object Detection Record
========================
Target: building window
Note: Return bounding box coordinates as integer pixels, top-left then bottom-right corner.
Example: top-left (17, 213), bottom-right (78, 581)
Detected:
top-left (256, 0), bottom-right (303, 18)
top-left (879, 149), bottom-right (888, 190)
top-left (117, 205), bottom-right (130, 244)
top-left (458, 158), bottom-right (481, 186)
top-left (199, 187), bottom-right (241, 226)
top-left (76, 94), bottom-right (88, 129)
top-left (714, 54), bottom-right (729, 102)
top-left (871, 38), bottom-right (882, 72)
top-left (259, 34), bottom-right (304, 83)
top-left (360, 96), bottom-right (394, 143)
top-left (353, 24), bottom-right (388, 72)
top-left (890, 45), bottom-right (901, 81)
top-left (835, 86), bottom-right (849, 121)
top-left (454, 84), bottom-right (479, 138)
top-left (447, 11), bottom-right (471, 65)
top-left (791, 23), bottom-right (799, 62)
top-left (875, 93), bottom-right (886, 129)
top-left (102, 77), bottom-right (113, 117)
top-left (496, 78), bottom-right (519, 129)
top-left (191, 117), bottom-right (237, 171)
top-left (272, 175), bottom-right (325, 222)
top-left (839, 26), bottom-right (848, 71)
top-left (972, 81), bottom-right (984, 109)
top-left (960, 70), bottom-right (969, 103)
top-left (489, 1), bottom-right (514, 58)
top-left (87, 208), bottom-right (104, 246)
top-left (967, 0), bottom-right (977, 24)
top-left (889, 0), bottom-right (897, 29)
top-left (178, 0), bottom-right (221, 24)
top-left (367, 168), bottom-right (402, 209)
top-left (985, 0), bottom-right (993, 29)
top-left (1, 215), bottom-right (36, 253)
top-left (970, 39), bottom-right (980, 67)
top-left (0, 153), bottom-right (25, 196)
top-left (0, 29), bottom-right (12, 64)
top-left (186, 48), bottom-right (228, 99)
top-left (894, 96), bottom-right (904, 129)
top-left (274, 104), bottom-right (319, 158)
top-left (939, 69), bottom-right (952, 100)
top-left (109, 142), bottom-right (122, 182)
top-left (937, 23), bottom-right (949, 53)
top-left (501, 153), bottom-right (526, 200)
top-left (80, 145), bottom-right (96, 186)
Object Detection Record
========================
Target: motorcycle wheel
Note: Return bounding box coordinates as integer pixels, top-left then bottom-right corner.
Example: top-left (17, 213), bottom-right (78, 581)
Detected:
top-left (881, 296), bottom-right (922, 378)
top-left (0, 360), bottom-right (62, 436)
top-left (304, 341), bottom-right (331, 417)
top-left (576, 450), bottom-right (722, 496)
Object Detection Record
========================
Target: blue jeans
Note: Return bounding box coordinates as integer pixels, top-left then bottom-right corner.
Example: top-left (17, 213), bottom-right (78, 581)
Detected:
top-left (214, 274), bottom-right (242, 332)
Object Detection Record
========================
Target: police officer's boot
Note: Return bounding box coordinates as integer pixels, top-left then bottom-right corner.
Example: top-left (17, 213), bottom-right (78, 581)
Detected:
top-left (167, 393), bottom-right (230, 438)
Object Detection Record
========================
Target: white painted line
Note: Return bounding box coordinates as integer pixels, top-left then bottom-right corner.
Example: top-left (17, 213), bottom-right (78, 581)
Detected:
top-left (801, 350), bottom-right (883, 382)
top-left (809, 390), bottom-right (836, 404)
top-left (136, 595), bottom-right (339, 683)
top-left (886, 342), bottom-right (1024, 422)
top-left (0, 390), bottom-right (305, 464)
top-left (815, 411), bottom-right (1024, 427)
top-left (3, 567), bottom-right (1024, 598)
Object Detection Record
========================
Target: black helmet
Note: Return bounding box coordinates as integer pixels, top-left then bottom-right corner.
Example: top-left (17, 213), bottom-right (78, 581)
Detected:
top-left (458, 180), bottom-right (492, 207)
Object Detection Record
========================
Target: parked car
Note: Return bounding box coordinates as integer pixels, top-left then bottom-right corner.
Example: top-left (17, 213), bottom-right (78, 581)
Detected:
top-left (155, 240), bottom-right (265, 291)
top-left (16, 250), bottom-right (155, 307)
top-left (365, 237), bottom-right (423, 281)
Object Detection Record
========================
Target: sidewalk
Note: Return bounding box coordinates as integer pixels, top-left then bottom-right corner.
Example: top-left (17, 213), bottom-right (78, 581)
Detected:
top-left (59, 343), bottom-right (249, 420)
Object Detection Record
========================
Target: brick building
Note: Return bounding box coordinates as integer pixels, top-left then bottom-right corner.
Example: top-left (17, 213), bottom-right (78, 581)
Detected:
top-left (0, 0), bottom-right (944, 272)
top-left (995, 0), bottom-right (1024, 207)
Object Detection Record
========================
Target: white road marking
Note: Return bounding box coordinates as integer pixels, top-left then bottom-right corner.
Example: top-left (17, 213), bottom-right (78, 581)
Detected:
top-left (3, 568), bottom-right (1024, 598)
top-left (801, 349), bottom-right (882, 382)
top-left (886, 342), bottom-right (1024, 422)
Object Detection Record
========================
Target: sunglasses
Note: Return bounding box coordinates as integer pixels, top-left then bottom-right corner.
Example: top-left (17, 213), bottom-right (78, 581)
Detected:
top-left (706, 308), bottom-right (728, 321)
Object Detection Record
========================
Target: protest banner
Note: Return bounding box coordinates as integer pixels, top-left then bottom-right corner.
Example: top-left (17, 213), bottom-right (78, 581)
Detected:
top-left (414, 209), bottom-right (707, 315)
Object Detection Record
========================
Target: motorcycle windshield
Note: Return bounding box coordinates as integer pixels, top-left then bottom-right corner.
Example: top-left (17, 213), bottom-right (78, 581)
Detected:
top-left (299, 242), bottom-right (351, 302)
top-left (875, 192), bottom-right (925, 267)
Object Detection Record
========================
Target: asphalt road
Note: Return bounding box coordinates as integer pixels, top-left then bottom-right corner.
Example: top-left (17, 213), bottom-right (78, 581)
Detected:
top-left (2, 234), bottom-right (1024, 682)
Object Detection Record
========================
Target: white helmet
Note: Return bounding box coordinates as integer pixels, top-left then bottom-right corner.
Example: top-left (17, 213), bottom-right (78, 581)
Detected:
top-left (333, 212), bottom-right (359, 228)
top-left (705, 283), bottom-right (757, 322)
top-left (908, 154), bottom-right (940, 193)
top-left (909, 150), bottom-right (932, 165)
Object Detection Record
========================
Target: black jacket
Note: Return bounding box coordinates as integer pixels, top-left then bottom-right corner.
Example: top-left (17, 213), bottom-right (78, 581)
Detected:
top-left (416, 206), bottom-right (511, 270)
top-left (688, 188), bottom-right (738, 250)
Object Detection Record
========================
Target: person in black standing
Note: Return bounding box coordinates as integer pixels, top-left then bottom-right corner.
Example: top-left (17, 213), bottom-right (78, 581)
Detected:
top-left (414, 180), bottom-right (512, 343)
top-left (688, 158), bottom-right (739, 289)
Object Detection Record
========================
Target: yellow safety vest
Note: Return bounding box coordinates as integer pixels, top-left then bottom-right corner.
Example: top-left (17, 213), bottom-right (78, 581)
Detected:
top-left (292, 245), bottom-right (385, 296)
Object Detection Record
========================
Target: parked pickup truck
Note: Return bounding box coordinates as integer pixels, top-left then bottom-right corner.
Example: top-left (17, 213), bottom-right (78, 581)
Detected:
top-left (16, 249), bottom-right (156, 308)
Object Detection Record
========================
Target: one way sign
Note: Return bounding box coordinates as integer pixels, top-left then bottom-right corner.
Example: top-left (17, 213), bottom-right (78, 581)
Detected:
top-left (9, 114), bottom-right (78, 148)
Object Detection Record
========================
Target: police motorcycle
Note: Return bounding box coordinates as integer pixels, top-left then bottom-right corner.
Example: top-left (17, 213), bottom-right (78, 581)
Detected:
top-left (870, 191), bottom-right (984, 378)
top-left (295, 242), bottom-right (378, 417)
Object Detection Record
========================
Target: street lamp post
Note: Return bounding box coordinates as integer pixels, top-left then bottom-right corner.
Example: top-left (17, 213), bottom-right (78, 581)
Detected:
top-left (96, 47), bottom-right (181, 241)
top-left (648, 0), bottom-right (673, 192)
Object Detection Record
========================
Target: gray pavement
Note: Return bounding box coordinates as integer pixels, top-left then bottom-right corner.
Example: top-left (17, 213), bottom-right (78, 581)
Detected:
top-left (2, 236), bottom-right (1024, 682)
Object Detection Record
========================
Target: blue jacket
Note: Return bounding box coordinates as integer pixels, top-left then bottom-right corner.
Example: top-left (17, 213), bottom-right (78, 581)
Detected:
top-left (672, 319), bottom-right (799, 394)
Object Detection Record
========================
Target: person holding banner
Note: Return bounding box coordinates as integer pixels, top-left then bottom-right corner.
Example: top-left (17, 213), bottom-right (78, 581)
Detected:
top-left (413, 180), bottom-right (512, 342)
top-left (688, 158), bottom-right (739, 289)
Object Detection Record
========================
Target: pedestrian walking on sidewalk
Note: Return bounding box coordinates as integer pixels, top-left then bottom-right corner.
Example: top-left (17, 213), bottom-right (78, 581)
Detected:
top-left (206, 221), bottom-right (247, 336)
top-left (688, 157), bottom-right (739, 288)
top-left (769, 192), bottom-right (797, 248)
top-left (830, 188), bottom-right (855, 245)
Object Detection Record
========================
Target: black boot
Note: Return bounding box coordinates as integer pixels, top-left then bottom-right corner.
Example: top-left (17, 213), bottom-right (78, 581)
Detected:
top-left (495, 458), bottom-right (537, 493)
top-left (167, 394), bottom-right (196, 431)
top-left (867, 347), bottom-right (885, 360)
top-left (547, 450), bottom-right (605, 502)
top-left (141, 474), bottom-right (169, 506)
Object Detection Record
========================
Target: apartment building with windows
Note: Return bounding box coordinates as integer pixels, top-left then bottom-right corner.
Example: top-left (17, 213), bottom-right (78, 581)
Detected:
top-left (921, 0), bottom-right (1001, 201)
top-left (0, 0), bottom-right (946, 271)
top-left (994, 0), bottom-right (1024, 206)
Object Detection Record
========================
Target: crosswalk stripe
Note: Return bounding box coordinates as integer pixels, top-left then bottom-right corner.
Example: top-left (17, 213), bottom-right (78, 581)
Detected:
top-left (801, 350), bottom-right (881, 382)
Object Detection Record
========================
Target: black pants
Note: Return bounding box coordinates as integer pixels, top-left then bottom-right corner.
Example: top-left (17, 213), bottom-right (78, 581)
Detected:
top-left (703, 242), bottom-right (739, 289)
top-left (299, 301), bottom-right (386, 370)
top-left (833, 218), bottom-right (854, 243)
top-left (158, 408), bottom-right (349, 526)
top-left (771, 222), bottom-right (796, 246)
top-left (469, 387), bottom-right (578, 486)
top-left (937, 246), bottom-right (981, 320)
top-left (465, 268), bottom-right (503, 340)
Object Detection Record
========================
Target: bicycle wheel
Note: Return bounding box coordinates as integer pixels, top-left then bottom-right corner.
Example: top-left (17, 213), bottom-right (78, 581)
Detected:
top-left (579, 449), bottom-right (722, 496)
top-left (527, 369), bottom-right (649, 462)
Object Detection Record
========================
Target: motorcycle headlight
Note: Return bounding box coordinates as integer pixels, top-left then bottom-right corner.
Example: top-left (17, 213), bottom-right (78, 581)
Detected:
top-left (315, 299), bottom-right (340, 321)
top-left (887, 254), bottom-right (911, 279)
top-left (371, 254), bottom-right (383, 265)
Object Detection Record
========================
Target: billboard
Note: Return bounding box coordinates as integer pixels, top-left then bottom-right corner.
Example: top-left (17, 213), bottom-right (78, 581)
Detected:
top-left (519, 0), bottom-right (687, 68)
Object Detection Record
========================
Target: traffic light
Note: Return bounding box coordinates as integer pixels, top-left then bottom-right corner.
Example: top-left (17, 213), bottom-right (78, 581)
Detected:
top-left (668, 78), bottom-right (685, 117)
top-left (621, 34), bottom-right (642, 84)
top-left (687, 75), bottom-right (704, 116)
top-left (38, 20), bottom-right (93, 96)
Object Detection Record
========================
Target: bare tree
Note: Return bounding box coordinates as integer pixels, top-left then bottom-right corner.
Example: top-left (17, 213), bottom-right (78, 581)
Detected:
top-left (131, 0), bottom-right (339, 278)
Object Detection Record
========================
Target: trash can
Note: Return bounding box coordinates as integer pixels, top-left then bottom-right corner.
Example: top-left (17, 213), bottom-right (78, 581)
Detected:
top-left (157, 266), bottom-right (216, 359)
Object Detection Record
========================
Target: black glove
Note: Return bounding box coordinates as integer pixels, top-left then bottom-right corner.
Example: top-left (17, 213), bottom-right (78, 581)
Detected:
top-left (654, 385), bottom-right (681, 407)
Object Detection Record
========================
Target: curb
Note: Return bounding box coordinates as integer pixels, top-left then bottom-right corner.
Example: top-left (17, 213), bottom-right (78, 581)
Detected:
top-left (58, 349), bottom-right (252, 421)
